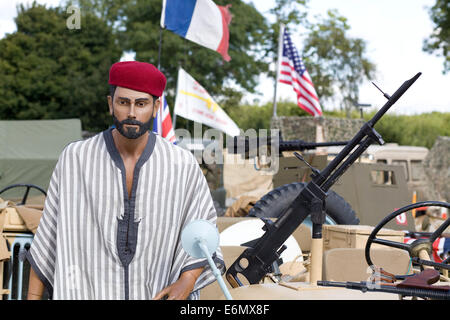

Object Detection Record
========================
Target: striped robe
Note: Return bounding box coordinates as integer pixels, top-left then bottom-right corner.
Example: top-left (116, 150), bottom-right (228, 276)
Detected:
top-left (26, 128), bottom-right (225, 300)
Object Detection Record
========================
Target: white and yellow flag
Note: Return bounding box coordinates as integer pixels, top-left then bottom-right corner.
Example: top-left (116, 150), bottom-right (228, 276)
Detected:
top-left (174, 67), bottom-right (240, 137)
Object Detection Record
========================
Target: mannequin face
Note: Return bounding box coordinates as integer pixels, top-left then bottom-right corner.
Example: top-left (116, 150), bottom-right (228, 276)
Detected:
top-left (108, 86), bottom-right (160, 139)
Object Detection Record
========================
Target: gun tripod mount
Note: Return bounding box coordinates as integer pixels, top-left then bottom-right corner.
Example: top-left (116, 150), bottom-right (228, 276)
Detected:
top-left (226, 72), bottom-right (422, 288)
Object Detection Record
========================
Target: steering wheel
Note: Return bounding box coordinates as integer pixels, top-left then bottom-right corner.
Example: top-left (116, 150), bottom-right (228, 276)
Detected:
top-left (365, 201), bottom-right (450, 270)
top-left (0, 183), bottom-right (47, 205)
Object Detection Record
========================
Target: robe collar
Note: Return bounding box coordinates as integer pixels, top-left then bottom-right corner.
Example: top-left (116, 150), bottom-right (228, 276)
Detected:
top-left (103, 127), bottom-right (156, 174)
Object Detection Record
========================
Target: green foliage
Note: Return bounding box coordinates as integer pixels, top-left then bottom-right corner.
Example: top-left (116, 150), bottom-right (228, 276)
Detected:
top-left (229, 99), bottom-right (449, 149)
top-left (266, 0), bottom-right (309, 76)
top-left (72, 0), bottom-right (375, 118)
top-left (4, 0), bottom-right (440, 147)
top-left (368, 111), bottom-right (450, 149)
top-left (72, 0), bottom-right (271, 98)
top-left (229, 100), bottom-right (322, 131)
top-left (0, 2), bottom-right (122, 131)
top-left (269, 0), bottom-right (309, 26)
top-left (263, 2), bottom-right (376, 117)
top-left (423, 0), bottom-right (450, 73)
top-left (303, 10), bottom-right (376, 116)
top-left (67, 0), bottom-right (129, 24)
top-left (71, 0), bottom-right (272, 131)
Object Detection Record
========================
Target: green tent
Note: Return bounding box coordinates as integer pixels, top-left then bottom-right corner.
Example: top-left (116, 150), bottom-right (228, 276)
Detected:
top-left (0, 119), bottom-right (83, 200)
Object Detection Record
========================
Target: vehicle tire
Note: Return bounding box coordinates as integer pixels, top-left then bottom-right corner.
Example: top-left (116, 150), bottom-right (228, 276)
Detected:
top-left (248, 182), bottom-right (360, 225)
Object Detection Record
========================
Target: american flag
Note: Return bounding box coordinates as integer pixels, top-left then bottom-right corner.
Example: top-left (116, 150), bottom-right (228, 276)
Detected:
top-left (279, 29), bottom-right (322, 117)
top-left (153, 94), bottom-right (176, 143)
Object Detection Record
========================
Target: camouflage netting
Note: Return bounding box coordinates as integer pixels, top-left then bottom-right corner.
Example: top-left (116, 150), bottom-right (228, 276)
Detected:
top-left (422, 136), bottom-right (450, 201)
top-left (270, 116), bottom-right (365, 142)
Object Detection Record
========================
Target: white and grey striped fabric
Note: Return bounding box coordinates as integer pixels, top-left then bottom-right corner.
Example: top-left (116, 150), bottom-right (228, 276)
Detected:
top-left (26, 128), bottom-right (225, 300)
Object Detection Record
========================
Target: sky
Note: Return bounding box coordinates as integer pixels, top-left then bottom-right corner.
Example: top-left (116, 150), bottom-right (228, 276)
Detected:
top-left (0, 0), bottom-right (449, 115)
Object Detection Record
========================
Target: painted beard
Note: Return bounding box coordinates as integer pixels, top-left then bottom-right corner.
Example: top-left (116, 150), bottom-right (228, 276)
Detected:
top-left (112, 114), bottom-right (153, 139)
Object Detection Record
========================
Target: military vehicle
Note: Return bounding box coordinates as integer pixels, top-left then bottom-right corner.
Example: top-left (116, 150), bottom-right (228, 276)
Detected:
top-left (197, 72), bottom-right (450, 300)
top-left (327, 143), bottom-right (430, 202)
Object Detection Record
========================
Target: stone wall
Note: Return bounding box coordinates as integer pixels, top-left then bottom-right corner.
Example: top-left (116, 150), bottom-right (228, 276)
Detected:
top-left (270, 116), bottom-right (365, 142)
top-left (423, 136), bottom-right (450, 201)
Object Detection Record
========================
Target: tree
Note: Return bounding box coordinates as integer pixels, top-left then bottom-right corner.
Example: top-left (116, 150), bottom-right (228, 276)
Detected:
top-left (369, 111), bottom-right (450, 149)
top-left (302, 10), bottom-right (376, 117)
top-left (71, 0), bottom-right (271, 98)
top-left (70, 0), bottom-right (273, 130)
top-left (0, 3), bottom-right (122, 131)
top-left (66, 0), bottom-right (129, 25)
top-left (263, 2), bottom-right (376, 117)
top-left (1, 0), bottom-right (377, 133)
top-left (70, 0), bottom-right (376, 117)
top-left (266, 0), bottom-right (309, 80)
top-left (423, 0), bottom-right (450, 73)
top-left (228, 100), bottom-right (310, 131)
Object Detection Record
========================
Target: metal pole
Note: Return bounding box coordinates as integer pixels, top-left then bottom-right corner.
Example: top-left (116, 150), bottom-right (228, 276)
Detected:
top-left (172, 110), bottom-right (177, 130)
top-left (157, 25), bottom-right (163, 69)
top-left (198, 241), bottom-right (233, 300)
top-left (172, 65), bottom-right (181, 130)
top-left (272, 23), bottom-right (285, 118)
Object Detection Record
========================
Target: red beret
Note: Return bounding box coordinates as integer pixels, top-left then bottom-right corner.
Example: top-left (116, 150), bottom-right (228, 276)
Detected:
top-left (108, 61), bottom-right (167, 97)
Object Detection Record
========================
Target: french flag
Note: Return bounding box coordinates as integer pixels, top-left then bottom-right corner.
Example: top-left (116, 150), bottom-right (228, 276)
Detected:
top-left (153, 95), bottom-right (176, 143)
top-left (161, 0), bottom-right (232, 61)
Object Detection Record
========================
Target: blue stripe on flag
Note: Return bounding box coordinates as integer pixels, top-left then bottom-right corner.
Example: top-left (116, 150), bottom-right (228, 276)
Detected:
top-left (444, 238), bottom-right (450, 253)
top-left (164, 0), bottom-right (197, 38)
top-left (152, 114), bottom-right (159, 134)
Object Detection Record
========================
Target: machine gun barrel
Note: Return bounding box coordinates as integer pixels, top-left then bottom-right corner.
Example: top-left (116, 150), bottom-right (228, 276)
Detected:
top-left (279, 140), bottom-right (349, 152)
top-left (316, 72), bottom-right (422, 189)
top-left (411, 257), bottom-right (450, 270)
top-left (227, 136), bottom-right (350, 158)
top-left (226, 73), bottom-right (422, 288)
top-left (317, 281), bottom-right (450, 300)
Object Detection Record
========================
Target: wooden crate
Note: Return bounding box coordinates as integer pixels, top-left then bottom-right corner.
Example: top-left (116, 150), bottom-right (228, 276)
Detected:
top-left (2, 208), bottom-right (28, 232)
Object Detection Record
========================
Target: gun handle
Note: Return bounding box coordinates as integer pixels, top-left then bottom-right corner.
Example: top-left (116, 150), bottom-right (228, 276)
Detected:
top-left (225, 251), bottom-right (249, 288)
top-left (226, 272), bottom-right (242, 289)
top-left (225, 247), bottom-right (271, 288)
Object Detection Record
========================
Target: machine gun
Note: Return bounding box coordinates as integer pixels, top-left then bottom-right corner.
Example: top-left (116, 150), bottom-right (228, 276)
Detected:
top-left (318, 269), bottom-right (450, 300)
top-left (227, 133), bottom-right (351, 159)
top-left (226, 72), bottom-right (422, 288)
top-left (317, 280), bottom-right (450, 300)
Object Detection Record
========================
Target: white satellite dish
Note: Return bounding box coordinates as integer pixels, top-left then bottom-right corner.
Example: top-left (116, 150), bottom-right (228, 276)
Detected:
top-left (181, 219), bottom-right (233, 300)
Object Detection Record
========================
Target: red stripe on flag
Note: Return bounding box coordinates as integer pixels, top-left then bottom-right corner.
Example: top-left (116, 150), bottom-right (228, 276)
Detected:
top-left (279, 75), bottom-right (322, 116)
top-left (280, 62), bottom-right (319, 101)
top-left (161, 115), bottom-right (172, 137)
top-left (298, 96), bottom-right (320, 116)
top-left (216, 5), bottom-right (232, 62)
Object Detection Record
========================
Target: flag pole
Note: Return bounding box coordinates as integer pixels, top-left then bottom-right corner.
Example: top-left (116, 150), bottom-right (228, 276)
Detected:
top-left (172, 65), bottom-right (181, 130)
top-left (157, 25), bottom-right (163, 69)
top-left (272, 23), bottom-right (285, 119)
top-left (172, 104), bottom-right (177, 130)
top-left (158, 0), bottom-right (175, 132)
top-left (158, 0), bottom-right (166, 69)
